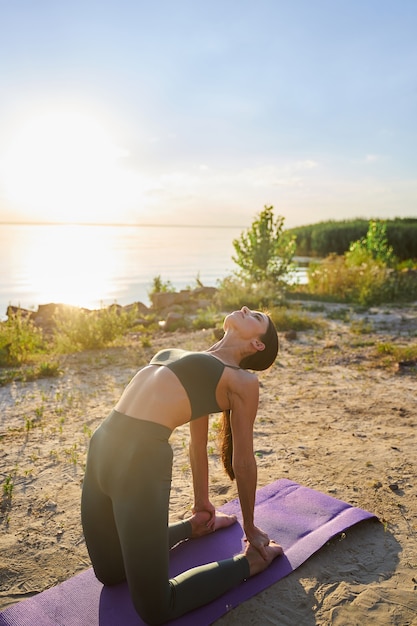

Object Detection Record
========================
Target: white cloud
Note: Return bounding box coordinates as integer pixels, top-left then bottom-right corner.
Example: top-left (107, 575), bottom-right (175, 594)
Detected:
top-left (365, 154), bottom-right (380, 163)
top-left (294, 160), bottom-right (319, 170)
top-left (234, 160), bottom-right (320, 188)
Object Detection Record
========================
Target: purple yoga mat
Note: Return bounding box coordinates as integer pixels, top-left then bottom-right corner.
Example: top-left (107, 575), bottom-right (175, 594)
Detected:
top-left (0, 479), bottom-right (376, 626)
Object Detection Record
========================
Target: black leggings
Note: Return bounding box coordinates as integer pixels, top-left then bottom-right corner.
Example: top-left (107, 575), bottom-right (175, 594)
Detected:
top-left (81, 410), bottom-right (249, 625)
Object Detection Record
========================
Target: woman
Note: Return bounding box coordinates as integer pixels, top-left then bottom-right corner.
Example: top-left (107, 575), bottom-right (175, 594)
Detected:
top-left (81, 306), bottom-right (283, 625)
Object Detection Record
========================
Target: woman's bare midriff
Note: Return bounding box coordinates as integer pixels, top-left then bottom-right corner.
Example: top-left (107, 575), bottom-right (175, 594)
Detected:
top-left (114, 365), bottom-right (192, 429)
top-left (113, 363), bottom-right (248, 430)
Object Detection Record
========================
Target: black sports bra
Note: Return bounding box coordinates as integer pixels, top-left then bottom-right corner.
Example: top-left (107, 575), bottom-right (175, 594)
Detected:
top-left (150, 349), bottom-right (240, 420)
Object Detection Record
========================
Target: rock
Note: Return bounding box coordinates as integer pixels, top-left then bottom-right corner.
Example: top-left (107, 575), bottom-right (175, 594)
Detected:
top-left (193, 286), bottom-right (217, 299)
top-left (6, 305), bottom-right (33, 320)
top-left (123, 302), bottom-right (150, 316)
top-left (150, 286), bottom-right (218, 312)
top-left (33, 303), bottom-right (75, 327)
top-left (396, 359), bottom-right (417, 373)
top-left (284, 329), bottom-right (297, 341)
top-left (151, 291), bottom-right (192, 310)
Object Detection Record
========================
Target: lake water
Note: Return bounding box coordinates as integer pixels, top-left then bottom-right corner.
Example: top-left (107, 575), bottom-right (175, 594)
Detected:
top-left (0, 223), bottom-right (308, 317)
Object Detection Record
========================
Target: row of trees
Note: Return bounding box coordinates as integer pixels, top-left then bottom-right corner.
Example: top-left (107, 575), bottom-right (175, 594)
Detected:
top-left (287, 218), bottom-right (417, 261)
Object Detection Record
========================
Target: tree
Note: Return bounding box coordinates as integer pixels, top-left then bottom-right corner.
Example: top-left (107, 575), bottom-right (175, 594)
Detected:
top-left (347, 220), bottom-right (397, 268)
top-left (232, 206), bottom-right (296, 283)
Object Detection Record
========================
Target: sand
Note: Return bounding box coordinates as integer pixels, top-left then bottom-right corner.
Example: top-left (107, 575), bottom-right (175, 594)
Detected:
top-left (1, 303), bottom-right (416, 625)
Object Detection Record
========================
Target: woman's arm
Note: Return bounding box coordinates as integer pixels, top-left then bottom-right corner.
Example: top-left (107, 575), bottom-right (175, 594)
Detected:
top-left (189, 416), bottom-right (215, 523)
top-left (230, 374), bottom-right (270, 558)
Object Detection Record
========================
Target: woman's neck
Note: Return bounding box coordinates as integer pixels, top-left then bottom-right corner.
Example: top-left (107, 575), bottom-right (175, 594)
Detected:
top-left (206, 332), bottom-right (249, 367)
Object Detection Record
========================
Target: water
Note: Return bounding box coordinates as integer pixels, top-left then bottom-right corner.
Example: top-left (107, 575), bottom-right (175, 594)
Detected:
top-left (0, 223), bottom-right (247, 316)
top-left (0, 223), bottom-right (309, 318)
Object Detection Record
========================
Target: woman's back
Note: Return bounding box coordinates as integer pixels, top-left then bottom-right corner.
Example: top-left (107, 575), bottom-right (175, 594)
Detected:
top-left (114, 350), bottom-right (255, 430)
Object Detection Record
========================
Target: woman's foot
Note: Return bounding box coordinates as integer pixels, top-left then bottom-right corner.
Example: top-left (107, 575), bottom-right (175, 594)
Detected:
top-left (244, 541), bottom-right (283, 576)
top-left (189, 511), bottom-right (237, 538)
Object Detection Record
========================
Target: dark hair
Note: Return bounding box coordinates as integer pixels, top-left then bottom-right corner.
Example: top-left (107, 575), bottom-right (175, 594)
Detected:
top-left (220, 410), bottom-right (235, 479)
top-left (221, 315), bottom-right (279, 480)
top-left (239, 315), bottom-right (279, 371)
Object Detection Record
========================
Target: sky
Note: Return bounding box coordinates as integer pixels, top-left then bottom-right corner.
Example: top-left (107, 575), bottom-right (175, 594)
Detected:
top-left (0, 0), bottom-right (416, 228)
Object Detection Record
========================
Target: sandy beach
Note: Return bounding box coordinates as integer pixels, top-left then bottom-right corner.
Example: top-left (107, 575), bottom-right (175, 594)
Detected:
top-left (1, 302), bottom-right (416, 625)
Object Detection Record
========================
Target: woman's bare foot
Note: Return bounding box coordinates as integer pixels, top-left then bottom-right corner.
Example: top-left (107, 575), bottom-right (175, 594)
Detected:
top-left (244, 541), bottom-right (283, 576)
top-left (189, 511), bottom-right (237, 538)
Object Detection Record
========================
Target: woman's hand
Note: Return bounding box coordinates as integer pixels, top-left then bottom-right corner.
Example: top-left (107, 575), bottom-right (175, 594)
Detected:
top-left (244, 526), bottom-right (271, 559)
top-left (192, 501), bottom-right (216, 530)
top-left (190, 504), bottom-right (237, 538)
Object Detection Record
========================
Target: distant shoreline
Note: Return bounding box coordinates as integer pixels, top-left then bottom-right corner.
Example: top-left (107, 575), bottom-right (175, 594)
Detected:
top-left (0, 221), bottom-right (247, 229)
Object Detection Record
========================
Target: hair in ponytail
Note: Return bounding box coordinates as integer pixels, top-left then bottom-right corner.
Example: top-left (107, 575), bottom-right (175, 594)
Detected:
top-left (220, 409), bottom-right (235, 480)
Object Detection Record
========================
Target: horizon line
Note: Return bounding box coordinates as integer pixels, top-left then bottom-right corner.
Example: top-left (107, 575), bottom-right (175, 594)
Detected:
top-left (0, 220), bottom-right (247, 229)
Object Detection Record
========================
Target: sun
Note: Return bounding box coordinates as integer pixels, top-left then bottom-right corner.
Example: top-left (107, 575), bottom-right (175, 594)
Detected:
top-left (1, 109), bottom-right (143, 223)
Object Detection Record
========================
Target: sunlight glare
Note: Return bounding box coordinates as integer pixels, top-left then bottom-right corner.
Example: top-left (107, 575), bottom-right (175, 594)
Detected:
top-left (2, 110), bottom-right (145, 223)
top-left (19, 226), bottom-right (126, 309)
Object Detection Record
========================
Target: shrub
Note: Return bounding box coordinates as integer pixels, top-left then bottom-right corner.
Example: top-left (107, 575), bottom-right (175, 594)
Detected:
top-left (0, 312), bottom-right (46, 365)
top-left (53, 305), bottom-right (139, 352)
top-left (148, 275), bottom-right (175, 296)
top-left (192, 307), bottom-right (221, 330)
top-left (306, 255), bottom-right (400, 305)
top-left (347, 220), bottom-right (397, 268)
top-left (215, 275), bottom-right (284, 311)
top-left (268, 306), bottom-right (325, 333)
top-left (305, 221), bottom-right (417, 305)
top-left (232, 206), bottom-right (296, 285)
top-left (376, 342), bottom-right (417, 363)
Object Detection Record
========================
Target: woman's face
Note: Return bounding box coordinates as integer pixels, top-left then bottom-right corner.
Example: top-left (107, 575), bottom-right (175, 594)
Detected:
top-left (224, 306), bottom-right (269, 339)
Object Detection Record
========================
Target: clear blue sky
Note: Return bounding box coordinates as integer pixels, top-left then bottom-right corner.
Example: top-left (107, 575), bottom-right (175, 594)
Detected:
top-left (0, 0), bottom-right (416, 227)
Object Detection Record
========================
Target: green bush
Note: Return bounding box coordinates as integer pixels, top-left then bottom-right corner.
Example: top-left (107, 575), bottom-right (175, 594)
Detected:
top-left (232, 206), bottom-right (296, 284)
top-left (148, 275), bottom-right (175, 296)
top-left (192, 307), bottom-right (221, 330)
top-left (307, 255), bottom-right (392, 305)
top-left (347, 220), bottom-right (396, 267)
top-left (307, 255), bottom-right (417, 305)
top-left (53, 305), bottom-right (139, 351)
top-left (213, 280), bottom-right (324, 333)
top-left (215, 275), bottom-right (284, 311)
top-left (304, 221), bottom-right (417, 305)
top-left (376, 342), bottom-right (417, 362)
top-left (0, 312), bottom-right (46, 365)
top-left (268, 306), bottom-right (325, 332)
